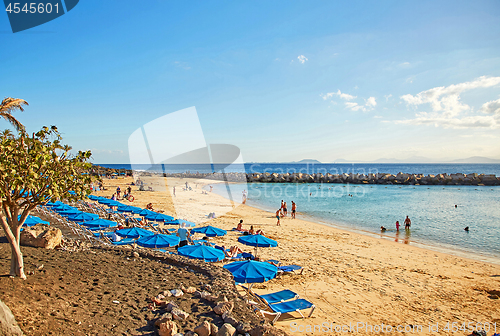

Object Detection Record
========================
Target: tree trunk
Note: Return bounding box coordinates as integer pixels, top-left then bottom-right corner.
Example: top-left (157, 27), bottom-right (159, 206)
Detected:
top-left (10, 242), bottom-right (26, 279)
top-left (0, 213), bottom-right (26, 279)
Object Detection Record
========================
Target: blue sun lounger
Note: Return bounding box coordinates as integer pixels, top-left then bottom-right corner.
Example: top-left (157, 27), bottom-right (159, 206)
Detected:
top-left (256, 289), bottom-right (299, 305)
top-left (278, 265), bottom-right (303, 274)
top-left (112, 237), bottom-right (136, 245)
top-left (259, 298), bottom-right (315, 324)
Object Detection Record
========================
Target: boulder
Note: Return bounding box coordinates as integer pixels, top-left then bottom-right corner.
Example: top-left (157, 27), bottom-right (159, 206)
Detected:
top-left (158, 320), bottom-right (178, 336)
top-left (216, 323), bottom-right (236, 336)
top-left (222, 312), bottom-right (238, 327)
top-left (0, 299), bottom-right (23, 336)
top-left (210, 323), bottom-right (219, 336)
top-left (154, 312), bottom-right (173, 328)
top-left (194, 321), bottom-right (211, 336)
top-left (20, 224), bottom-right (61, 249)
top-left (213, 301), bottom-right (234, 315)
top-left (171, 308), bottom-right (189, 320)
top-left (185, 286), bottom-right (197, 294)
top-left (170, 289), bottom-right (184, 297)
top-left (165, 302), bottom-right (179, 312)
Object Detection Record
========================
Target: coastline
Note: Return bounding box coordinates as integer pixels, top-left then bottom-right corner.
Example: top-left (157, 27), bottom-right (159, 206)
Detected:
top-left (98, 176), bottom-right (500, 335)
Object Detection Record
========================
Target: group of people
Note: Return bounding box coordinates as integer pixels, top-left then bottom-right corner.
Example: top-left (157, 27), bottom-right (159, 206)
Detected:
top-left (235, 220), bottom-right (265, 235)
top-left (381, 216), bottom-right (412, 232)
top-left (275, 200), bottom-right (297, 225)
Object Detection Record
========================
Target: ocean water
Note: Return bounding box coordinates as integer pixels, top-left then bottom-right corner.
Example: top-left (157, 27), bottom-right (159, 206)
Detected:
top-left (211, 182), bottom-right (500, 264)
top-left (97, 163), bottom-right (500, 176)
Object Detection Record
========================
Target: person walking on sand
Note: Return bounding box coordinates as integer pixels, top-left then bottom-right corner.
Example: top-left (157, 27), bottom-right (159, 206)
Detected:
top-left (210, 185), bottom-right (213, 192)
top-left (242, 190), bottom-right (247, 204)
top-left (276, 209), bottom-right (281, 226)
top-left (404, 216), bottom-right (411, 230)
top-left (396, 221), bottom-right (400, 231)
top-left (283, 201), bottom-right (288, 217)
top-left (173, 186), bottom-right (176, 197)
top-left (291, 201), bottom-right (296, 219)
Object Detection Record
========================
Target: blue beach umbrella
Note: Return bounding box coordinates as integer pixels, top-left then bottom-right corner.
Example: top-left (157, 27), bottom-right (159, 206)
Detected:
top-left (68, 212), bottom-right (99, 222)
top-left (145, 213), bottom-right (174, 222)
top-left (58, 209), bottom-right (83, 217)
top-left (190, 225), bottom-right (227, 237)
top-left (115, 227), bottom-right (154, 239)
top-left (53, 204), bottom-right (74, 212)
top-left (88, 195), bottom-right (100, 200)
top-left (46, 201), bottom-right (64, 207)
top-left (178, 244), bottom-right (225, 262)
top-left (238, 235), bottom-right (278, 247)
top-left (19, 215), bottom-right (49, 227)
top-left (137, 209), bottom-right (157, 217)
top-left (223, 260), bottom-right (278, 283)
top-left (164, 219), bottom-right (196, 227)
top-left (136, 234), bottom-right (180, 248)
top-left (81, 218), bottom-right (118, 228)
top-left (238, 234), bottom-right (278, 258)
top-left (98, 199), bottom-right (121, 207)
top-left (116, 205), bottom-right (142, 213)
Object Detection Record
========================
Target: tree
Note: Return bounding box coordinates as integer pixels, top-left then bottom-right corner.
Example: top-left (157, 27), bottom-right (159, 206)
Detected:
top-left (0, 97), bottom-right (28, 131)
top-left (0, 126), bottom-right (93, 279)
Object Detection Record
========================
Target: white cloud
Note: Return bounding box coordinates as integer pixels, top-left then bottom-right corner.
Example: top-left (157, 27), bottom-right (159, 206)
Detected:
top-left (297, 55), bottom-right (308, 64)
top-left (399, 62), bottom-right (411, 67)
top-left (396, 76), bottom-right (500, 129)
top-left (321, 89), bottom-right (356, 101)
top-left (322, 90), bottom-right (376, 112)
top-left (480, 98), bottom-right (500, 116)
top-left (384, 94), bottom-right (392, 102)
top-left (373, 116), bottom-right (383, 119)
top-left (366, 97), bottom-right (377, 107)
top-left (345, 102), bottom-right (366, 112)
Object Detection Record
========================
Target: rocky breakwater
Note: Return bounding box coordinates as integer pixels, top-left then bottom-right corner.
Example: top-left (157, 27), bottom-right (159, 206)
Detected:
top-left (246, 172), bottom-right (500, 186)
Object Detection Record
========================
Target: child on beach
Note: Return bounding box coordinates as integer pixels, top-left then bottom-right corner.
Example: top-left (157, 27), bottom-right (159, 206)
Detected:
top-left (276, 209), bottom-right (281, 226)
top-left (396, 221), bottom-right (400, 231)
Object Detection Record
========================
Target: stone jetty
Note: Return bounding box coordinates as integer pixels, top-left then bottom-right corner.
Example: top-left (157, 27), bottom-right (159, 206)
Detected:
top-left (159, 171), bottom-right (500, 186)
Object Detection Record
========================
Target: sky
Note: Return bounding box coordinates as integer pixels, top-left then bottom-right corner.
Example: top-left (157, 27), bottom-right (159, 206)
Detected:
top-left (1, 0), bottom-right (500, 163)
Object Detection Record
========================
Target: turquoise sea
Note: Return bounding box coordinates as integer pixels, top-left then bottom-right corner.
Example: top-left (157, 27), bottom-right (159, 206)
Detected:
top-left (211, 182), bottom-right (500, 264)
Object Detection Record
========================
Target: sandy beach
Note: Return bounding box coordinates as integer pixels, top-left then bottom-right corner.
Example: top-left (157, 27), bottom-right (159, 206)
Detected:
top-left (91, 176), bottom-right (500, 335)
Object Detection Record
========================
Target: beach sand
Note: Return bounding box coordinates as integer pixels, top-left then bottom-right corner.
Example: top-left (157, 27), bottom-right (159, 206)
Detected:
top-left (95, 176), bottom-right (500, 335)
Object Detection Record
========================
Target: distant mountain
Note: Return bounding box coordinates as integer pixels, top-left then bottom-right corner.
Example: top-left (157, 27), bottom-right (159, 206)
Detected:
top-left (295, 159), bottom-right (321, 163)
top-left (451, 156), bottom-right (500, 163)
top-left (372, 156), bottom-right (500, 163)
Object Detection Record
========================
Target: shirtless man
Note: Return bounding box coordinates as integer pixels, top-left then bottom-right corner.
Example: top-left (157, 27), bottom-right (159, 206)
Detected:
top-left (276, 209), bottom-right (281, 226)
top-left (283, 201), bottom-right (288, 217)
top-left (404, 216), bottom-right (411, 230)
top-left (291, 201), bottom-right (296, 219)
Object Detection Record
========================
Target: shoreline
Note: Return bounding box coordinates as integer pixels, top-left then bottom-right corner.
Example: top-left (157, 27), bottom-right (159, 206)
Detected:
top-left (207, 182), bottom-right (500, 267)
top-left (96, 176), bottom-right (500, 335)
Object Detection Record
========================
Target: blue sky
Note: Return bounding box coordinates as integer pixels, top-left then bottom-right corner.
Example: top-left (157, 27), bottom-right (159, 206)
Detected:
top-left (1, 0), bottom-right (500, 163)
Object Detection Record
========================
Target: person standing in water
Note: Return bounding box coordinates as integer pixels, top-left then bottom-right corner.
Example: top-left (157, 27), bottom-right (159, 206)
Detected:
top-left (396, 221), bottom-right (400, 231)
top-left (404, 216), bottom-right (411, 230)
